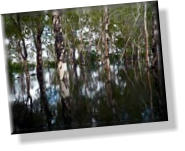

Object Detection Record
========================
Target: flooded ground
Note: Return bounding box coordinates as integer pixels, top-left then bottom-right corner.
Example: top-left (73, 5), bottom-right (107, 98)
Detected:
top-left (9, 59), bottom-right (168, 133)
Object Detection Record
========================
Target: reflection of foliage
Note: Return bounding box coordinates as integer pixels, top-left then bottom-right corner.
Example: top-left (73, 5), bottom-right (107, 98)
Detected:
top-left (3, 1), bottom-right (168, 134)
top-left (8, 59), bottom-right (35, 74)
top-left (8, 59), bottom-right (23, 73)
top-left (43, 60), bottom-right (56, 68)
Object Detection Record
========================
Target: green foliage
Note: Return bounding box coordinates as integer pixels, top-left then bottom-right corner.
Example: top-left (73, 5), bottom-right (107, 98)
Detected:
top-left (3, 1), bottom-right (156, 67)
top-left (43, 60), bottom-right (56, 68)
top-left (8, 59), bottom-right (35, 73)
top-left (115, 36), bottom-right (124, 49)
top-left (8, 59), bottom-right (23, 73)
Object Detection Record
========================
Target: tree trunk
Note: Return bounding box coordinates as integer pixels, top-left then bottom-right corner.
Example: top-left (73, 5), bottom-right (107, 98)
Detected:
top-left (104, 6), bottom-right (111, 78)
top-left (144, 3), bottom-right (150, 67)
top-left (103, 6), bottom-right (111, 81)
top-left (24, 59), bottom-right (32, 110)
top-left (15, 17), bottom-right (32, 111)
top-left (53, 12), bottom-right (70, 98)
top-left (52, 11), bottom-right (71, 127)
top-left (104, 6), bottom-right (109, 65)
top-left (103, 7), bottom-right (116, 115)
top-left (34, 25), bottom-right (51, 129)
top-left (21, 42), bottom-right (32, 111)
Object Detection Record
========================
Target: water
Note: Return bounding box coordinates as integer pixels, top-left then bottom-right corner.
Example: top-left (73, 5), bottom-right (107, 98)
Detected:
top-left (9, 60), bottom-right (168, 133)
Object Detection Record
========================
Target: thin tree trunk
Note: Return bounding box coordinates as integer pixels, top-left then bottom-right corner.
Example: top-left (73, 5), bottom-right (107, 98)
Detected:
top-left (21, 42), bottom-right (32, 110)
top-left (104, 6), bottom-right (111, 80)
top-left (15, 16), bottom-right (33, 111)
top-left (24, 60), bottom-right (32, 110)
top-left (144, 3), bottom-right (150, 67)
top-left (103, 7), bottom-right (116, 115)
top-left (104, 6), bottom-right (109, 65)
top-left (103, 6), bottom-right (111, 80)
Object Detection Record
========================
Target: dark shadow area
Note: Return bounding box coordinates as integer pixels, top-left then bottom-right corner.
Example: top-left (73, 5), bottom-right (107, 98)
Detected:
top-left (18, 9), bottom-right (177, 143)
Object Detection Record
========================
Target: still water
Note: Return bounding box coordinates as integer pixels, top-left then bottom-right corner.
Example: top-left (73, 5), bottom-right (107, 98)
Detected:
top-left (9, 60), bottom-right (168, 133)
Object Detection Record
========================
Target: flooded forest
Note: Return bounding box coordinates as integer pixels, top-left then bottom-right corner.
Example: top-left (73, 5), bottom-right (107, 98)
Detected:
top-left (3, 1), bottom-right (168, 134)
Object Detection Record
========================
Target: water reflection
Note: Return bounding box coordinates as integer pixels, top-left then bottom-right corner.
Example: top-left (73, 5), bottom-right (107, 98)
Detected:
top-left (9, 60), bottom-right (168, 133)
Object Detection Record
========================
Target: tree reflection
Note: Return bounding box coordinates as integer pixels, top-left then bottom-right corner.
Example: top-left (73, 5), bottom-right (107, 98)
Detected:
top-left (4, 1), bottom-right (168, 134)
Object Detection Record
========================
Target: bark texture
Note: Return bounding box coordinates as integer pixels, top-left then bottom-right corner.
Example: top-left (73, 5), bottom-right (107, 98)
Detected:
top-left (52, 11), bottom-right (71, 127)
top-left (34, 23), bottom-right (52, 129)
top-left (144, 3), bottom-right (150, 67)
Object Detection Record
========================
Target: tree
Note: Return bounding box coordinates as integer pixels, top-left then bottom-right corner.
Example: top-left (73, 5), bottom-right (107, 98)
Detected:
top-left (30, 13), bottom-right (52, 129)
top-left (5, 14), bottom-right (33, 111)
top-left (144, 3), bottom-right (149, 67)
top-left (52, 11), bottom-right (71, 127)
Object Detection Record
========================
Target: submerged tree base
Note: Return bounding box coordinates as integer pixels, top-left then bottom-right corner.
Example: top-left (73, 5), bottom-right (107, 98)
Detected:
top-left (3, 1), bottom-right (168, 134)
top-left (10, 60), bottom-right (168, 134)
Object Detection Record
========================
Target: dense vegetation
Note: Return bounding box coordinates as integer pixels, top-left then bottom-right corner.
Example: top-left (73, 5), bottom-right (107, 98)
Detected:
top-left (3, 1), bottom-right (167, 134)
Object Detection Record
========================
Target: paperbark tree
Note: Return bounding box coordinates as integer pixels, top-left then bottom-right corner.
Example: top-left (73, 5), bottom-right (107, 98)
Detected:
top-left (52, 11), bottom-right (71, 127)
